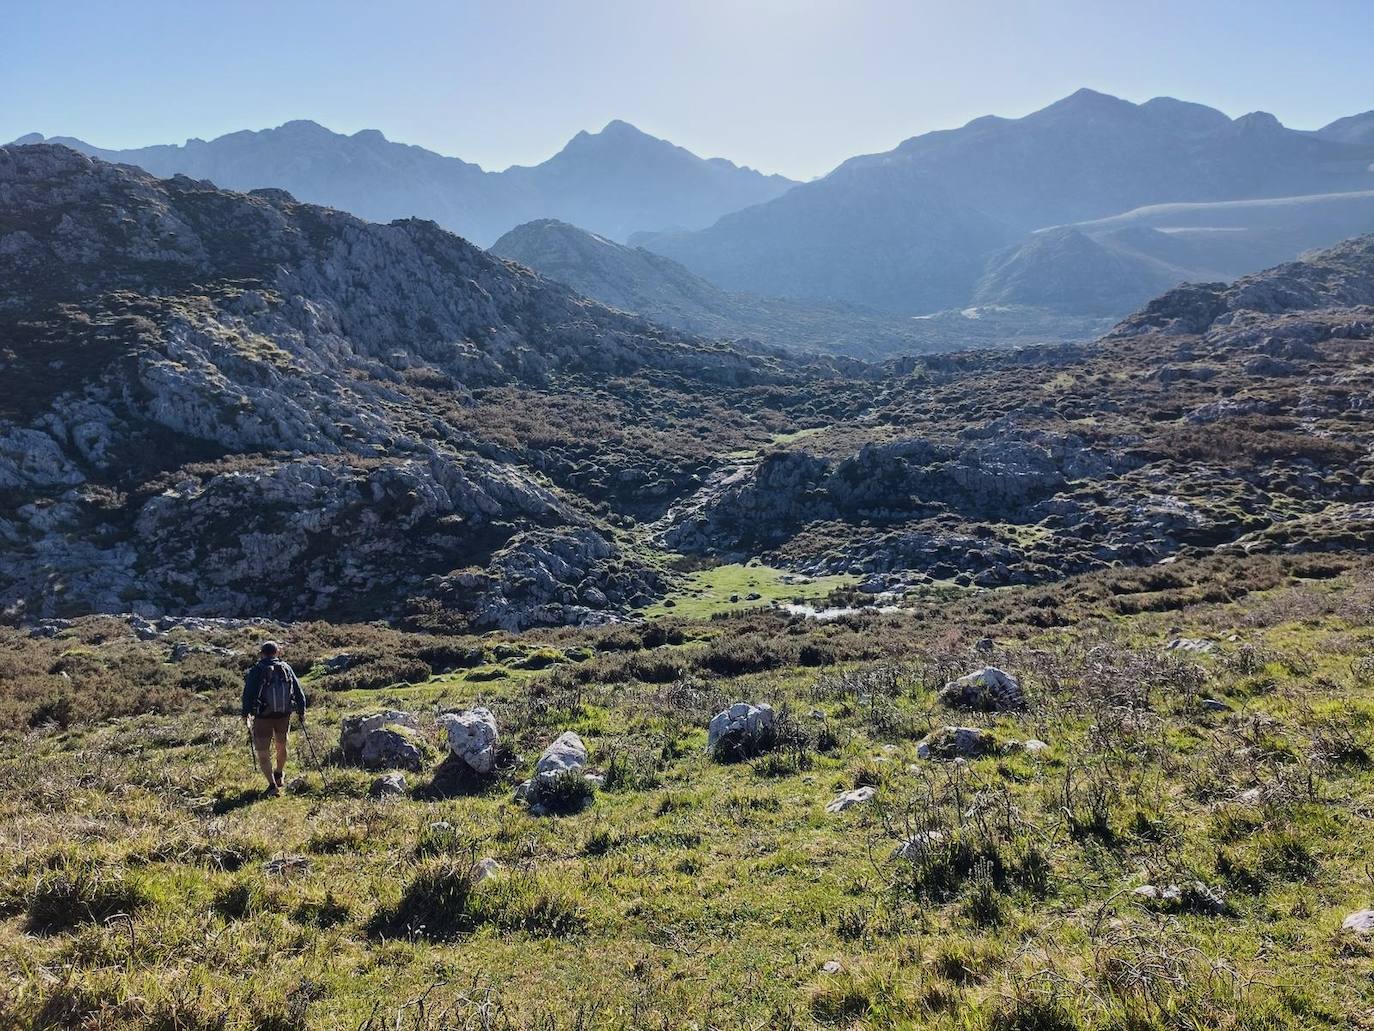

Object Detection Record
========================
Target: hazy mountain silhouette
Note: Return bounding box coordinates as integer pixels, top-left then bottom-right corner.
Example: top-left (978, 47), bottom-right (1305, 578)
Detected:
top-left (14, 120), bottom-right (796, 246)
top-left (636, 89), bottom-right (1374, 313)
top-left (492, 218), bottom-right (1105, 355)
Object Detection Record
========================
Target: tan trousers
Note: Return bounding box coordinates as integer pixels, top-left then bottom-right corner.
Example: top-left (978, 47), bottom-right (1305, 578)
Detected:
top-left (251, 714), bottom-right (290, 784)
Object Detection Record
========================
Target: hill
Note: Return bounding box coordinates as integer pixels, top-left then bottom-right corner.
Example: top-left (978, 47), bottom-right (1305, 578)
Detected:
top-left (0, 143), bottom-right (824, 629)
top-left (12, 119), bottom-right (796, 246)
top-left (492, 219), bottom-right (1110, 356)
top-left (637, 90), bottom-right (1374, 314)
top-left (3, 145), bottom-right (1371, 632)
top-left (4, 149), bottom-right (1374, 1031)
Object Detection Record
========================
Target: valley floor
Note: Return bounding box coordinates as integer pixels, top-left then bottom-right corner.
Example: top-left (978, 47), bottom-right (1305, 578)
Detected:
top-left (2, 553), bottom-right (1374, 1029)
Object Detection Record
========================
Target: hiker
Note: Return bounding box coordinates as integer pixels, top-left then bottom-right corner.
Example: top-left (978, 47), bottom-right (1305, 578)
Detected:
top-left (241, 641), bottom-right (307, 796)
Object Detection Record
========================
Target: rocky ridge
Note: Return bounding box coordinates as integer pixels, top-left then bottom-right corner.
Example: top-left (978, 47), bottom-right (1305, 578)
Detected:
top-left (0, 144), bottom-right (816, 626)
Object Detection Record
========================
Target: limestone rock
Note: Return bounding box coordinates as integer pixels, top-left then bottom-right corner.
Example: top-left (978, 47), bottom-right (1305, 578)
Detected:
top-left (937, 666), bottom-right (1025, 711)
top-left (535, 731), bottom-right (589, 777)
top-left (369, 772), bottom-right (407, 798)
top-left (440, 707), bottom-right (500, 774)
top-left (1342, 910), bottom-right (1374, 936)
top-left (915, 726), bottom-right (997, 761)
top-left (472, 857), bottom-right (502, 884)
top-left (825, 786), bottom-right (877, 813)
top-left (893, 830), bottom-right (947, 859)
top-left (340, 711), bottom-right (424, 771)
top-left (707, 702), bottom-right (776, 759)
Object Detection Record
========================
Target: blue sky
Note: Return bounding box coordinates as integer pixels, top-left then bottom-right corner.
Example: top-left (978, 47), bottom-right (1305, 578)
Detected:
top-left (6, 0), bottom-right (1373, 180)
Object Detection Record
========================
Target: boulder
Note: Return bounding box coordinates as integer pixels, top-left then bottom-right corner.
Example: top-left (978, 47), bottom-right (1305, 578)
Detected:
top-left (915, 726), bottom-right (997, 761)
top-left (1021, 738), bottom-right (1050, 756)
top-left (893, 830), bottom-right (946, 859)
top-left (1342, 910), bottom-right (1374, 936)
top-left (361, 728), bottom-right (424, 772)
top-left (439, 707), bottom-right (500, 774)
top-left (937, 667), bottom-right (1025, 711)
top-left (825, 786), bottom-right (876, 813)
top-left (369, 772), bottom-right (407, 798)
top-left (535, 731), bottom-right (588, 777)
top-left (340, 710), bottom-right (421, 762)
top-left (707, 702), bottom-right (776, 758)
top-left (516, 731), bottom-right (595, 809)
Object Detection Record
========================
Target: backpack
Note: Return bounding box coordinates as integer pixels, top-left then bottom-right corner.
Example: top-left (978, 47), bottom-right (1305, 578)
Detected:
top-left (258, 660), bottom-right (293, 717)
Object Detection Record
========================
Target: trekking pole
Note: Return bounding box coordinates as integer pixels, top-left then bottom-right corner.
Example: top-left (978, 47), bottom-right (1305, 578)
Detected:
top-left (244, 720), bottom-right (258, 777)
top-left (297, 715), bottom-right (323, 773)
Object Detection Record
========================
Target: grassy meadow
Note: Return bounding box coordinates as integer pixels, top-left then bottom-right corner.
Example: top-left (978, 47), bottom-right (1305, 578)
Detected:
top-left (2, 554), bottom-right (1373, 1029)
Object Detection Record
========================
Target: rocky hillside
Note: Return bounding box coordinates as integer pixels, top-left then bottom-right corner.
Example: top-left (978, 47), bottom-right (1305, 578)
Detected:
top-left (636, 90), bottom-right (1374, 314)
top-left (14, 119), bottom-right (797, 246)
top-left (659, 234), bottom-right (1374, 591)
top-left (0, 144), bottom-right (821, 627)
top-left (492, 219), bottom-right (1107, 357)
top-left (3, 144), bottom-right (1371, 632)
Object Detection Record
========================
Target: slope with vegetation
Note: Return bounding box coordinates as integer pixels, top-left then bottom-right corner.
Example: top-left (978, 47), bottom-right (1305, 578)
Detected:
top-left (2, 552), bottom-right (1373, 1028)
top-left (492, 218), bottom-right (1108, 357)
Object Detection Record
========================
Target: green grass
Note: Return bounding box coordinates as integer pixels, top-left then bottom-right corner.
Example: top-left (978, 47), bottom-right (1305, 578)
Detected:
top-left (3, 558), bottom-right (1374, 1028)
top-left (644, 561), bottom-right (859, 619)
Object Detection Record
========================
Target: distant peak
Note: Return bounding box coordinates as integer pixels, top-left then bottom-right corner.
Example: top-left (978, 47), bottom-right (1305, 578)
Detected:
top-left (274, 119), bottom-right (333, 137)
top-left (600, 119), bottom-right (647, 136)
top-left (1033, 88), bottom-right (1138, 120)
top-left (1234, 110), bottom-right (1283, 132)
top-left (351, 128), bottom-right (388, 144)
top-left (10, 132), bottom-right (45, 145)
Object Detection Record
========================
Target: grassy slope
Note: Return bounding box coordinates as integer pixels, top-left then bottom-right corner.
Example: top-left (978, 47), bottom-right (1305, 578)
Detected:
top-left (2, 558), bottom-right (1374, 1029)
top-left (643, 561), bottom-right (860, 619)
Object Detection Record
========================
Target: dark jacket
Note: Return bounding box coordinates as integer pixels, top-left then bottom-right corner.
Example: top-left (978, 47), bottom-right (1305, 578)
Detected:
top-left (241, 658), bottom-right (307, 719)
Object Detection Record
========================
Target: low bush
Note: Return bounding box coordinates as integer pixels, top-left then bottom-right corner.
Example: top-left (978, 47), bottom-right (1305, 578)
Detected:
top-left (26, 860), bottom-right (148, 933)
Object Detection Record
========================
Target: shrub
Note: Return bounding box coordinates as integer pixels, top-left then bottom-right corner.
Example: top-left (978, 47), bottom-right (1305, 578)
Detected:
top-left (700, 634), bottom-right (793, 676)
top-left (529, 771), bottom-right (595, 815)
top-left (26, 860), bottom-right (147, 933)
top-left (326, 657), bottom-right (431, 692)
top-left (373, 861), bottom-right (585, 940)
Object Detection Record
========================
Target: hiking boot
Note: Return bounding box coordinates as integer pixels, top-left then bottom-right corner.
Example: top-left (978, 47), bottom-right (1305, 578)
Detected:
top-left (265, 783), bottom-right (281, 798)
top-left (273, 770), bottom-right (285, 789)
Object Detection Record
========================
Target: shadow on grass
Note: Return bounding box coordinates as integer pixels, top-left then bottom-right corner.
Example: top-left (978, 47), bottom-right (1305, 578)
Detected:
top-left (412, 754), bottom-right (502, 801)
top-left (211, 786), bottom-right (270, 814)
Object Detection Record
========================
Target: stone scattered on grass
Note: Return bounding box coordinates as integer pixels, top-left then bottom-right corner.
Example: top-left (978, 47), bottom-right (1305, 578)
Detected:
top-left (825, 786), bottom-right (877, 813)
top-left (369, 772), bottom-right (407, 798)
top-left (1165, 637), bottom-right (1216, 653)
top-left (516, 732), bottom-right (598, 814)
top-left (937, 667), bottom-right (1025, 711)
top-left (707, 702), bottom-right (776, 759)
top-left (472, 858), bottom-right (502, 884)
top-left (340, 711), bottom-right (423, 770)
top-left (1342, 910), bottom-right (1374, 936)
top-left (1022, 738), bottom-right (1050, 756)
top-left (1131, 881), bottom-right (1227, 915)
top-left (262, 856), bottom-right (311, 877)
top-left (439, 707), bottom-right (499, 774)
top-left (893, 830), bottom-right (946, 859)
top-left (915, 726), bottom-right (997, 761)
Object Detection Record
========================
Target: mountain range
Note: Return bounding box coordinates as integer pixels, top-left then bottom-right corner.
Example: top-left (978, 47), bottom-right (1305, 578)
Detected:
top-left (3, 142), bottom-right (1372, 631)
top-left (12, 89), bottom-right (1374, 340)
top-left (490, 219), bottom-right (1111, 356)
top-left (13, 119), bottom-right (795, 246)
top-left (635, 89), bottom-right (1374, 314)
